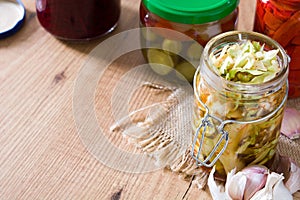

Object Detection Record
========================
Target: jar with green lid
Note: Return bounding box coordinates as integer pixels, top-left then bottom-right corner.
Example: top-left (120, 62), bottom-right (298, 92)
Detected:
top-left (139, 0), bottom-right (239, 82)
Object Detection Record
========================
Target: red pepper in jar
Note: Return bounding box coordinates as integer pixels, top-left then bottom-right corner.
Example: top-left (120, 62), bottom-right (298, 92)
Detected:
top-left (254, 0), bottom-right (300, 98)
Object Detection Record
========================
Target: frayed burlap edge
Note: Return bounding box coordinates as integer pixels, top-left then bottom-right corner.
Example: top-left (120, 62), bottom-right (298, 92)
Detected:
top-left (110, 82), bottom-right (210, 189)
top-left (110, 82), bottom-right (300, 190)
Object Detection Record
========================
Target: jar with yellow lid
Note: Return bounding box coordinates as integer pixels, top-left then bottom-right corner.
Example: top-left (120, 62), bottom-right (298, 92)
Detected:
top-left (139, 0), bottom-right (239, 82)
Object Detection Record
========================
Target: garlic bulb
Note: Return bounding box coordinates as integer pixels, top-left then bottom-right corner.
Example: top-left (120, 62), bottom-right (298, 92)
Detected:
top-left (208, 165), bottom-right (293, 200)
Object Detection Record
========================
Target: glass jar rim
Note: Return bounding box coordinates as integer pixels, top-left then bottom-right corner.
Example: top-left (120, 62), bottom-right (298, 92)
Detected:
top-left (196, 31), bottom-right (289, 96)
top-left (142, 0), bottom-right (239, 24)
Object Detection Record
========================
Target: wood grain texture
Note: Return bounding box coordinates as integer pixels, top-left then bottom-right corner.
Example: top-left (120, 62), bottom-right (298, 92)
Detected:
top-left (0, 0), bottom-right (299, 199)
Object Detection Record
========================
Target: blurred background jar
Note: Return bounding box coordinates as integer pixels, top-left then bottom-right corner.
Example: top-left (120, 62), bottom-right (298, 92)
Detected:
top-left (254, 0), bottom-right (300, 98)
top-left (139, 0), bottom-right (239, 83)
top-left (36, 0), bottom-right (121, 40)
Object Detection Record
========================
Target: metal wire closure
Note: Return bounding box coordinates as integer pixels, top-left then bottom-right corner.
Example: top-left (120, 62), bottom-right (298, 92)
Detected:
top-left (191, 74), bottom-right (288, 168)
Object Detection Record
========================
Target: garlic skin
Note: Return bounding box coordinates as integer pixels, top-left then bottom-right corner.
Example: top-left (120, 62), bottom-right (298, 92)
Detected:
top-left (273, 178), bottom-right (293, 200)
top-left (208, 166), bottom-right (227, 200)
top-left (285, 161), bottom-right (300, 194)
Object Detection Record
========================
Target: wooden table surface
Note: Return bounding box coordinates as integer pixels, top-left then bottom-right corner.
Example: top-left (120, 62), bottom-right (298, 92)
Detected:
top-left (1, 0), bottom-right (299, 199)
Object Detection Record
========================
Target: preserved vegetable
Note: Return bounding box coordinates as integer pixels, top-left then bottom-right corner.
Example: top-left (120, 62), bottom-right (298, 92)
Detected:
top-left (139, 0), bottom-right (239, 82)
top-left (254, 0), bottom-right (300, 97)
top-left (192, 32), bottom-right (289, 178)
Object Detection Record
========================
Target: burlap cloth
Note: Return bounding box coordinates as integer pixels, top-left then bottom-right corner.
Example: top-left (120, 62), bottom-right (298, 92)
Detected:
top-left (111, 82), bottom-right (300, 189)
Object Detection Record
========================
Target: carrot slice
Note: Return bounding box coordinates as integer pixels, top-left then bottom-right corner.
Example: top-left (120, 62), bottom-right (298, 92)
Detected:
top-left (287, 46), bottom-right (300, 71)
top-left (270, 0), bottom-right (300, 12)
top-left (263, 8), bottom-right (284, 31)
top-left (291, 35), bottom-right (300, 45)
top-left (265, 28), bottom-right (276, 38)
top-left (273, 10), bottom-right (300, 48)
top-left (272, 6), bottom-right (294, 21)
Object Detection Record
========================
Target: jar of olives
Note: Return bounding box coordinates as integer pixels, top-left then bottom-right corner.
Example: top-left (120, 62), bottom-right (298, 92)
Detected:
top-left (139, 0), bottom-right (239, 82)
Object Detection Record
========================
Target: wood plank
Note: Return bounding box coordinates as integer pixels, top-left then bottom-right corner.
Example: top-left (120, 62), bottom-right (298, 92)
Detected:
top-left (1, 0), bottom-right (299, 199)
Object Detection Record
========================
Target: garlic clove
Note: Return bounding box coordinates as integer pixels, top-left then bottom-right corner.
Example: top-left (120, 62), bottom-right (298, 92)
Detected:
top-left (241, 165), bottom-right (268, 200)
top-left (250, 172), bottom-right (292, 200)
top-left (226, 171), bottom-right (247, 200)
top-left (208, 166), bottom-right (227, 200)
top-left (273, 177), bottom-right (293, 200)
top-left (281, 108), bottom-right (300, 140)
top-left (285, 161), bottom-right (300, 194)
top-left (225, 168), bottom-right (237, 196)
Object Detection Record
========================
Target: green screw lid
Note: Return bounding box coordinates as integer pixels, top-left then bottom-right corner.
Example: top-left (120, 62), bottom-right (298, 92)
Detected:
top-left (142, 0), bottom-right (239, 24)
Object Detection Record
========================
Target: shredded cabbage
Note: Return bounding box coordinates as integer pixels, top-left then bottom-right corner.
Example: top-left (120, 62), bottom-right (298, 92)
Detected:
top-left (210, 40), bottom-right (280, 83)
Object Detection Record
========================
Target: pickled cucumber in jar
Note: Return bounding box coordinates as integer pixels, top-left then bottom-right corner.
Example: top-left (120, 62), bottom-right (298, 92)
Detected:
top-left (147, 49), bottom-right (174, 75)
top-left (140, 28), bottom-right (203, 82)
top-left (139, 0), bottom-right (239, 82)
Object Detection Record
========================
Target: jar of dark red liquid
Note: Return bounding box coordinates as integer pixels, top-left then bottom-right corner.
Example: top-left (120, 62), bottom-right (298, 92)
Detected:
top-left (36, 0), bottom-right (121, 40)
top-left (139, 0), bottom-right (239, 82)
top-left (254, 0), bottom-right (300, 98)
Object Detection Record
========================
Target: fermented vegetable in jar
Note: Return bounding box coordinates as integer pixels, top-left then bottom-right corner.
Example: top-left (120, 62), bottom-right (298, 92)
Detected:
top-left (254, 0), bottom-right (300, 98)
top-left (192, 31), bottom-right (289, 179)
top-left (139, 0), bottom-right (239, 83)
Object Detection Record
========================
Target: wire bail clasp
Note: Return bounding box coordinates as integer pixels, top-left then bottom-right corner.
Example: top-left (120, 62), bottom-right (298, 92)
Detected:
top-left (191, 113), bottom-right (229, 168)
